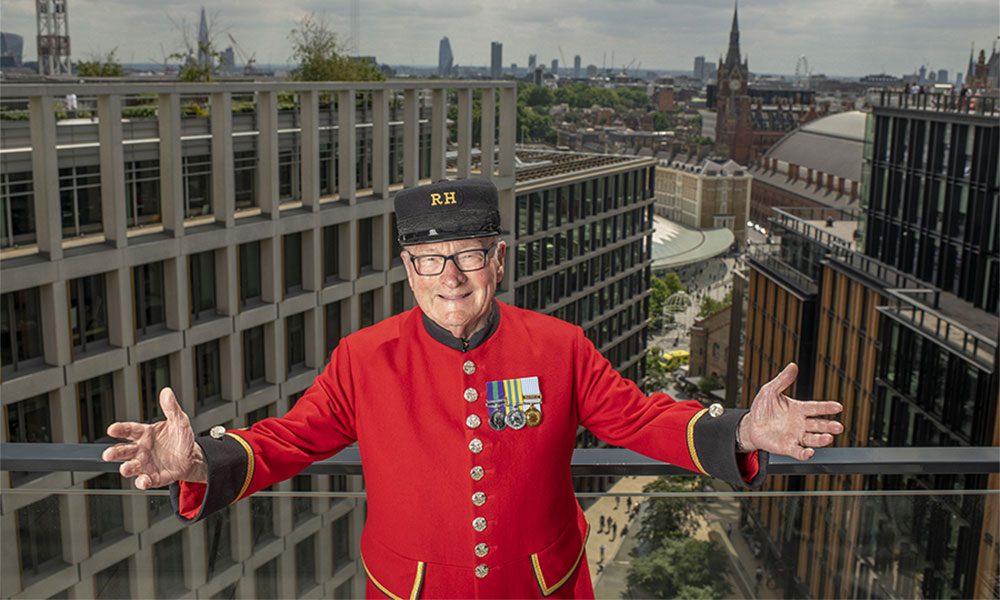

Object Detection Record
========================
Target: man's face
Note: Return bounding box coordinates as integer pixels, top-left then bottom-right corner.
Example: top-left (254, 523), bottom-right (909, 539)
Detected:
top-left (401, 237), bottom-right (506, 339)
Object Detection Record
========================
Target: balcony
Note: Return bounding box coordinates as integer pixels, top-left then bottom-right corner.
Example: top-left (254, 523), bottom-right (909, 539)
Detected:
top-left (1, 444), bottom-right (997, 599)
top-left (872, 88), bottom-right (999, 117)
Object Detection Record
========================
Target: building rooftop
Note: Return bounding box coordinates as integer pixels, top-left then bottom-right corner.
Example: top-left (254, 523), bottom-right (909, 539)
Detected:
top-left (651, 215), bottom-right (734, 270)
top-left (763, 110), bottom-right (866, 181)
top-left (512, 149), bottom-right (652, 186)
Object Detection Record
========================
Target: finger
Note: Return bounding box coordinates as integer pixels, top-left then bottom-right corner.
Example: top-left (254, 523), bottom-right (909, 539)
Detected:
top-left (804, 418), bottom-right (845, 435)
top-left (135, 474), bottom-right (153, 490)
top-left (119, 459), bottom-right (146, 479)
top-left (795, 446), bottom-right (816, 461)
top-left (107, 421), bottom-right (149, 441)
top-left (159, 387), bottom-right (185, 422)
top-left (802, 432), bottom-right (834, 447)
top-left (801, 401), bottom-right (844, 417)
top-left (766, 363), bottom-right (798, 395)
top-left (102, 443), bottom-right (140, 462)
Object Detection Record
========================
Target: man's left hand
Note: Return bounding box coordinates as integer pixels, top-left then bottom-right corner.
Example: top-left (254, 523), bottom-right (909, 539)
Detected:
top-left (739, 363), bottom-right (844, 460)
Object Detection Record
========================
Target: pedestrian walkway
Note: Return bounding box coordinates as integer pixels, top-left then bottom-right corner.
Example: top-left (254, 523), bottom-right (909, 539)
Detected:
top-left (582, 475), bottom-right (657, 586)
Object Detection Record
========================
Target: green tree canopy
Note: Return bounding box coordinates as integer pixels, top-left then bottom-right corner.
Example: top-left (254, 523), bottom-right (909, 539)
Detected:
top-left (628, 538), bottom-right (731, 599)
top-left (289, 14), bottom-right (385, 82)
top-left (697, 291), bottom-right (733, 318)
top-left (76, 49), bottom-right (124, 77)
top-left (648, 272), bottom-right (687, 327)
top-left (635, 477), bottom-right (705, 549)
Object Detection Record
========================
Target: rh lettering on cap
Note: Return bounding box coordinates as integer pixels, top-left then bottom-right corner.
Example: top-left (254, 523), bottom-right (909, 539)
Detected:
top-left (430, 191), bottom-right (457, 206)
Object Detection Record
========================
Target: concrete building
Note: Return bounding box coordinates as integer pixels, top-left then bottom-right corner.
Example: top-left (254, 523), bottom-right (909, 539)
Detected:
top-left (693, 56), bottom-right (706, 80)
top-left (689, 305), bottom-right (731, 378)
top-left (0, 32), bottom-right (23, 68)
top-left (437, 37), bottom-right (453, 77)
top-left (573, 55), bottom-right (581, 79)
top-left (653, 157), bottom-right (751, 244)
top-left (741, 91), bottom-right (998, 599)
top-left (0, 81), bottom-right (661, 598)
top-left (490, 41), bottom-right (502, 79)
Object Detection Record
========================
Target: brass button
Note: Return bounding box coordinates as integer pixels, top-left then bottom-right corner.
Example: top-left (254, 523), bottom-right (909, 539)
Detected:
top-left (470, 466), bottom-right (484, 481)
top-left (472, 491), bottom-right (487, 506)
top-left (475, 564), bottom-right (489, 578)
top-left (469, 438), bottom-right (483, 454)
top-left (463, 360), bottom-right (476, 375)
top-left (472, 517), bottom-right (487, 532)
top-left (474, 543), bottom-right (489, 558)
top-left (708, 403), bottom-right (724, 417)
top-left (464, 388), bottom-right (479, 402)
top-left (466, 414), bottom-right (481, 429)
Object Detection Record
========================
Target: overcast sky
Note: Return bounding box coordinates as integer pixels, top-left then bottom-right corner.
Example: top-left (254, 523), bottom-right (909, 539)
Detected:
top-left (3, 0), bottom-right (998, 77)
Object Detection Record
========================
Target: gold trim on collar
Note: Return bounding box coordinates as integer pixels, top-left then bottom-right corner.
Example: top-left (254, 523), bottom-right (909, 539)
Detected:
top-left (686, 408), bottom-right (710, 475)
top-left (531, 523), bottom-right (590, 596)
top-left (224, 432), bottom-right (254, 502)
top-left (362, 555), bottom-right (425, 600)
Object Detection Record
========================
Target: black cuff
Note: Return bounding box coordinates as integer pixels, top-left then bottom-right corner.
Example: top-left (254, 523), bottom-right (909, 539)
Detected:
top-left (691, 408), bottom-right (762, 488)
top-left (170, 434), bottom-right (252, 524)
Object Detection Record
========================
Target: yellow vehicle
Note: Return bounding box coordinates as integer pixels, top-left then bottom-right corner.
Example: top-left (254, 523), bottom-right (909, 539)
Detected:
top-left (660, 349), bottom-right (690, 371)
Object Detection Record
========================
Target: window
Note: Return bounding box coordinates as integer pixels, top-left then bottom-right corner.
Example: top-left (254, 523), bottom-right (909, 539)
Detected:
top-left (358, 217), bottom-right (374, 272)
top-left (139, 355), bottom-right (170, 423)
top-left (59, 164), bottom-right (102, 237)
top-left (125, 159), bottom-right (161, 228)
top-left (255, 558), bottom-right (278, 600)
top-left (195, 339), bottom-right (222, 410)
top-left (183, 154), bottom-right (212, 218)
top-left (17, 496), bottom-right (64, 580)
top-left (243, 326), bottom-right (265, 390)
top-left (389, 213), bottom-right (403, 265)
top-left (360, 290), bottom-right (375, 328)
top-left (93, 558), bottom-right (130, 599)
top-left (2, 287), bottom-right (43, 372)
top-left (284, 232), bottom-right (303, 294)
top-left (292, 475), bottom-right (314, 524)
top-left (154, 531), bottom-right (187, 598)
top-left (332, 514), bottom-right (352, 570)
top-left (6, 393), bottom-right (52, 485)
top-left (204, 507), bottom-right (233, 579)
top-left (87, 473), bottom-right (125, 550)
top-left (79, 373), bottom-right (114, 443)
top-left (234, 150), bottom-right (256, 209)
top-left (325, 301), bottom-right (342, 355)
top-left (1, 170), bottom-right (35, 248)
top-left (134, 261), bottom-right (166, 336)
top-left (70, 273), bottom-right (109, 353)
top-left (189, 251), bottom-right (217, 321)
top-left (295, 534), bottom-right (317, 596)
top-left (239, 241), bottom-right (262, 306)
top-left (391, 281), bottom-right (406, 315)
top-left (335, 581), bottom-right (353, 599)
top-left (324, 224), bottom-right (341, 282)
top-left (251, 495), bottom-right (275, 550)
top-left (287, 313), bottom-right (306, 372)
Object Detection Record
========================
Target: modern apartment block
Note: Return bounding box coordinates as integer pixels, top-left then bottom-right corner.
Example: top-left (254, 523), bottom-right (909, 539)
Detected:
top-left (1, 82), bottom-right (658, 598)
top-left (0, 81), bottom-right (519, 600)
top-left (741, 93), bottom-right (998, 599)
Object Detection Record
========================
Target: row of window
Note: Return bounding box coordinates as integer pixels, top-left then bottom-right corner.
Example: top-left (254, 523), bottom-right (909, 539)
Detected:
top-left (17, 489), bottom-right (356, 598)
top-left (515, 170), bottom-right (651, 238)
top-left (0, 123), bottom-right (432, 248)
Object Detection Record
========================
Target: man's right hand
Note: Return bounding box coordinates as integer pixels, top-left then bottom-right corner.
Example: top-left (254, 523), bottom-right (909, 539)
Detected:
top-left (101, 387), bottom-right (207, 489)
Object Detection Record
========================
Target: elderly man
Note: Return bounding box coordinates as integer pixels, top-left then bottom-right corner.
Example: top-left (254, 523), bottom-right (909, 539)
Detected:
top-left (104, 179), bottom-right (843, 598)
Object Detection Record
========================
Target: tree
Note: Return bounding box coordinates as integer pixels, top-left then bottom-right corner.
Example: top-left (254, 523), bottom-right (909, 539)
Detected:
top-left (643, 346), bottom-right (672, 393)
top-left (697, 291), bottom-right (732, 318)
top-left (77, 49), bottom-right (124, 77)
top-left (628, 538), bottom-right (732, 599)
top-left (289, 14), bottom-right (384, 82)
top-left (698, 372), bottom-right (723, 395)
top-left (635, 477), bottom-right (705, 550)
top-left (648, 272), bottom-right (687, 327)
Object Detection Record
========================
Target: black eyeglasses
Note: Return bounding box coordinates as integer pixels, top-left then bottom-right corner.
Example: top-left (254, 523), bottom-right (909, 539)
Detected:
top-left (407, 244), bottom-right (497, 276)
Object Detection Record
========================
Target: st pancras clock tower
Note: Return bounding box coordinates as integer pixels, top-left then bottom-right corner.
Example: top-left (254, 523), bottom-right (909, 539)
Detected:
top-left (714, 1), bottom-right (753, 164)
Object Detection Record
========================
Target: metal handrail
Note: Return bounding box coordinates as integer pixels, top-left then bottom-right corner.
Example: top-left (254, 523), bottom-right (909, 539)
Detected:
top-left (2, 443), bottom-right (997, 477)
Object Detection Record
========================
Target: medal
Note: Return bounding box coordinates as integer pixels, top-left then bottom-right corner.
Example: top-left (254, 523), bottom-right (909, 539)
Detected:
top-left (506, 409), bottom-right (526, 430)
top-left (489, 410), bottom-right (508, 431)
top-left (525, 405), bottom-right (542, 427)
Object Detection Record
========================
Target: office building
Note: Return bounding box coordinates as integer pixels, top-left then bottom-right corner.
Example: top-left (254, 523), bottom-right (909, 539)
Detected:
top-left (551, 59), bottom-right (559, 75)
top-left (574, 55), bottom-right (581, 79)
top-left (490, 41), bottom-right (502, 79)
top-left (0, 32), bottom-right (23, 68)
top-left (528, 54), bottom-right (537, 71)
top-left (438, 36), bottom-right (453, 77)
top-left (937, 69), bottom-right (949, 85)
top-left (693, 55), bottom-right (706, 80)
top-left (654, 157), bottom-right (751, 244)
top-left (741, 91), bottom-right (998, 599)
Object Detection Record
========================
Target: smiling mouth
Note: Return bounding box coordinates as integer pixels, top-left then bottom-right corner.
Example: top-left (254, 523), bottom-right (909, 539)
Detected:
top-left (438, 292), bottom-right (472, 301)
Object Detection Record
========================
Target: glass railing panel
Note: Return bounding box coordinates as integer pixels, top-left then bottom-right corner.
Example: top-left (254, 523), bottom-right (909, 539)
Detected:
top-left (2, 476), bottom-right (996, 599)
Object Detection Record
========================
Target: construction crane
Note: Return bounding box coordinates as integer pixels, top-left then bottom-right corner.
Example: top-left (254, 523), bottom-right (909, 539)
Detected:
top-left (227, 32), bottom-right (256, 75)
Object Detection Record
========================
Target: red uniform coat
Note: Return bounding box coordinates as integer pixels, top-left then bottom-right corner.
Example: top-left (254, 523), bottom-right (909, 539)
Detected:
top-left (173, 302), bottom-right (764, 598)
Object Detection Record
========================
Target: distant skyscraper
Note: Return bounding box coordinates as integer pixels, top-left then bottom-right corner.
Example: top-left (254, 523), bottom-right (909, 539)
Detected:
top-left (956, 72), bottom-right (964, 86)
top-left (918, 64), bottom-right (927, 83)
top-left (533, 66), bottom-right (543, 85)
top-left (1, 32), bottom-right (24, 68)
top-left (928, 71), bottom-right (937, 82)
top-left (551, 58), bottom-right (559, 74)
top-left (937, 69), bottom-right (948, 84)
top-left (574, 54), bottom-right (581, 78)
top-left (490, 41), bottom-right (502, 79)
top-left (438, 36), bottom-right (453, 77)
top-left (528, 54), bottom-right (536, 70)
top-left (197, 7), bottom-right (211, 67)
top-left (693, 55), bottom-right (706, 80)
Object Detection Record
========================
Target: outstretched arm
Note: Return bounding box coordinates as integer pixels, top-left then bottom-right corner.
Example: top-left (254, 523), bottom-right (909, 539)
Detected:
top-left (101, 388), bottom-right (206, 489)
top-left (739, 363), bottom-right (845, 461)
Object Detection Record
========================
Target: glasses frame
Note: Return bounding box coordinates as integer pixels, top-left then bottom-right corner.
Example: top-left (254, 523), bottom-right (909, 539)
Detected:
top-left (406, 243), bottom-right (497, 276)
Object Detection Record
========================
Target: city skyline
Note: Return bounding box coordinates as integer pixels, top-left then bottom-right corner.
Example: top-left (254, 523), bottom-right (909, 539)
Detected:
top-left (1, 0), bottom-right (998, 77)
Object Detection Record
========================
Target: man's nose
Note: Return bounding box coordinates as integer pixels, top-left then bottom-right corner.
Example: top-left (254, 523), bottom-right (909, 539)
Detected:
top-left (439, 257), bottom-right (467, 283)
